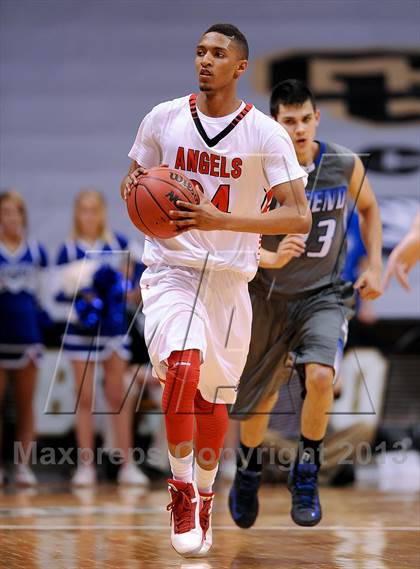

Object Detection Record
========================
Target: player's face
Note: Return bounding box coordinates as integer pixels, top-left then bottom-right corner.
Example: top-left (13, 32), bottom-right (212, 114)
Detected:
top-left (195, 32), bottom-right (247, 92)
top-left (275, 100), bottom-right (320, 156)
top-left (76, 196), bottom-right (103, 239)
top-left (0, 198), bottom-right (24, 237)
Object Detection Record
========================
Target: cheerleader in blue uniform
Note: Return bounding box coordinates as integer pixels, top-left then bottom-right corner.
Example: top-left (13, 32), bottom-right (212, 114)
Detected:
top-left (0, 191), bottom-right (48, 486)
top-left (57, 190), bottom-right (147, 486)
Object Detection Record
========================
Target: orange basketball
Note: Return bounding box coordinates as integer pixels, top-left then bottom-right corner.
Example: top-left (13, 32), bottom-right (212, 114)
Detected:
top-left (126, 167), bottom-right (200, 239)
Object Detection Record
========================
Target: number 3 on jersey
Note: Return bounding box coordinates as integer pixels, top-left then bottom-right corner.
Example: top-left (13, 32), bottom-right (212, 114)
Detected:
top-left (307, 219), bottom-right (337, 258)
top-left (191, 179), bottom-right (230, 213)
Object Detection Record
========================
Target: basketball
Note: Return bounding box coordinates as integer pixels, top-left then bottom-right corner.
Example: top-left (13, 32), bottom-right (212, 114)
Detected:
top-left (126, 167), bottom-right (200, 239)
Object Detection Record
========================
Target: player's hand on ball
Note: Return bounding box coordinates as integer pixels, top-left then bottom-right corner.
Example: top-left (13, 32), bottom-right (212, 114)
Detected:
top-left (122, 163), bottom-right (169, 201)
top-left (169, 189), bottom-right (226, 232)
top-left (122, 167), bottom-right (146, 201)
top-left (354, 267), bottom-right (383, 300)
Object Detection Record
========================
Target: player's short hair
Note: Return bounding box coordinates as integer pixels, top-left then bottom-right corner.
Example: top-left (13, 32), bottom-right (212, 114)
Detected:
top-left (204, 23), bottom-right (249, 60)
top-left (270, 79), bottom-right (317, 117)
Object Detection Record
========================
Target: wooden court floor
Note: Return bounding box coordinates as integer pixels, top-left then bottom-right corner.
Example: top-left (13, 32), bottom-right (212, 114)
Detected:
top-left (0, 483), bottom-right (418, 569)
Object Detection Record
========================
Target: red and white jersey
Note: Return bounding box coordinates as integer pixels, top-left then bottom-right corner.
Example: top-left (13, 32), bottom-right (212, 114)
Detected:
top-left (129, 94), bottom-right (306, 280)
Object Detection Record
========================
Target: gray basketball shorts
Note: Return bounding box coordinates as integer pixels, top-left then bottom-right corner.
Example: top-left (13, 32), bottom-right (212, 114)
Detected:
top-left (230, 281), bottom-right (355, 418)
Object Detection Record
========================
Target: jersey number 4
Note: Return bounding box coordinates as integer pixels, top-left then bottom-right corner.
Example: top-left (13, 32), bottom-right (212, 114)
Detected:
top-left (191, 179), bottom-right (230, 213)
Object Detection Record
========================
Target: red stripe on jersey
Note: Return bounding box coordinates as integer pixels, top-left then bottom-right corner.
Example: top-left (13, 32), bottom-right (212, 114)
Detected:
top-left (261, 188), bottom-right (274, 213)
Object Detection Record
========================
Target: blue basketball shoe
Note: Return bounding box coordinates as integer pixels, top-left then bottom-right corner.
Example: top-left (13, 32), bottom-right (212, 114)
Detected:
top-left (228, 468), bottom-right (261, 528)
top-left (288, 462), bottom-right (322, 526)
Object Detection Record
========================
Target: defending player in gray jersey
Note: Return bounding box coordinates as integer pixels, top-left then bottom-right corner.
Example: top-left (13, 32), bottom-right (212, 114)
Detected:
top-left (254, 139), bottom-right (355, 296)
top-left (229, 80), bottom-right (383, 529)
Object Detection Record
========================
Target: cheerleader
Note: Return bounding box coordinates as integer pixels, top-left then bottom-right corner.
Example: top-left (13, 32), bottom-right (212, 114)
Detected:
top-left (0, 190), bottom-right (48, 486)
top-left (57, 189), bottom-right (148, 486)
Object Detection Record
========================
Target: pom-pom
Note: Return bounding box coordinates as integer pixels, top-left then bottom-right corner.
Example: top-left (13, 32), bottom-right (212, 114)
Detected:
top-left (74, 296), bottom-right (103, 330)
top-left (60, 259), bottom-right (101, 297)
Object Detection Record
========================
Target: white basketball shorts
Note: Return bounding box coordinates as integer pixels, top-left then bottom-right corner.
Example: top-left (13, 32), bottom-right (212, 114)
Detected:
top-left (140, 264), bottom-right (252, 404)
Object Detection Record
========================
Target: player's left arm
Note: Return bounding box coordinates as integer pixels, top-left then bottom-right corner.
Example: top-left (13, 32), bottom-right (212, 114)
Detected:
top-left (349, 156), bottom-right (383, 300)
top-left (170, 177), bottom-right (311, 235)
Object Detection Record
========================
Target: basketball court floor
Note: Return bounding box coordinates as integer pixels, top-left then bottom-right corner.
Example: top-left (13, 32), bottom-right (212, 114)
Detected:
top-left (1, 481), bottom-right (418, 568)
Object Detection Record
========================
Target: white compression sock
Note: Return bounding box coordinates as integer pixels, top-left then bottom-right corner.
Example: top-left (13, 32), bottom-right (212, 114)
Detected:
top-left (195, 460), bottom-right (219, 493)
top-left (168, 451), bottom-right (194, 483)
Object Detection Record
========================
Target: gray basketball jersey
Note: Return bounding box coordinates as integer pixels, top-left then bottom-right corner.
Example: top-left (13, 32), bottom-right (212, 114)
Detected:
top-left (252, 141), bottom-right (355, 297)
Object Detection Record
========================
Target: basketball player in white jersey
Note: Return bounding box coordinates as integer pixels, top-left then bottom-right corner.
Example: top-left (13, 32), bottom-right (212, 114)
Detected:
top-left (121, 23), bottom-right (311, 557)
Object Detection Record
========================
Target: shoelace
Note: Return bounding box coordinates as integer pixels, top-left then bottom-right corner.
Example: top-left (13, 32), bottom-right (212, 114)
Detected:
top-left (200, 498), bottom-right (212, 536)
top-left (167, 487), bottom-right (194, 534)
top-left (293, 470), bottom-right (317, 508)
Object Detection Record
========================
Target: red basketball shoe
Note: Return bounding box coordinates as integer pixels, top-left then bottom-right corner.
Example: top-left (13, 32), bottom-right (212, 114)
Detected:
top-left (166, 479), bottom-right (203, 556)
top-left (196, 491), bottom-right (214, 556)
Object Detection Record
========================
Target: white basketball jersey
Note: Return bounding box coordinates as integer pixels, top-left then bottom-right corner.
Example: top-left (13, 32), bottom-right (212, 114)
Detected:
top-left (129, 94), bottom-right (306, 280)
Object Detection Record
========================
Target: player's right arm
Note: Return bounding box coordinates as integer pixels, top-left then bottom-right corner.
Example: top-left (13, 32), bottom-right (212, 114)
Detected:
top-left (122, 105), bottom-right (164, 200)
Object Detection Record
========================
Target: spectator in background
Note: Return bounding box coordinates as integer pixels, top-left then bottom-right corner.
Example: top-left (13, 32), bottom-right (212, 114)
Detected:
top-left (0, 190), bottom-right (48, 486)
top-left (56, 189), bottom-right (147, 486)
top-left (384, 211), bottom-right (420, 291)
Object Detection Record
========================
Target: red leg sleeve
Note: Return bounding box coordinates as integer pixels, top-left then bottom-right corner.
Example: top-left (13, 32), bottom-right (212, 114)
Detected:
top-left (194, 389), bottom-right (229, 464)
top-left (162, 349), bottom-right (200, 447)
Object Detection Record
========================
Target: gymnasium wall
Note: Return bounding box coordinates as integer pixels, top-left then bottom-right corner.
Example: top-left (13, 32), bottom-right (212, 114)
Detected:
top-left (1, 0), bottom-right (419, 317)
